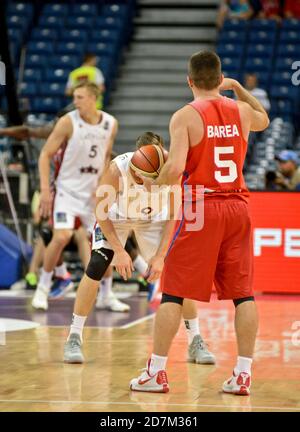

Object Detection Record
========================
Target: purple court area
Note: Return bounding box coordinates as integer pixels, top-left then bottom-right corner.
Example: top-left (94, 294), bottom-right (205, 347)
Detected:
top-left (0, 293), bottom-right (156, 328)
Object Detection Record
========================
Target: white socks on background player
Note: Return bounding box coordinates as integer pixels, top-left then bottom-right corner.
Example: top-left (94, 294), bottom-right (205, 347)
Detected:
top-left (234, 356), bottom-right (253, 376)
top-left (98, 276), bottom-right (113, 301)
top-left (39, 263), bottom-right (69, 290)
top-left (184, 318), bottom-right (200, 345)
top-left (69, 314), bottom-right (87, 342)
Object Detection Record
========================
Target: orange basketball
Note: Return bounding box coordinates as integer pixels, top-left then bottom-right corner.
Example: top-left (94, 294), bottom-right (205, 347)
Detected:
top-left (129, 145), bottom-right (168, 178)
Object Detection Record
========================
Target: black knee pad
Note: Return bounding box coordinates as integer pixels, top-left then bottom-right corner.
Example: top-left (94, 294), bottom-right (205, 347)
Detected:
top-left (161, 293), bottom-right (184, 306)
top-left (40, 226), bottom-right (53, 246)
top-left (86, 248), bottom-right (114, 281)
top-left (233, 296), bottom-right (255, 307)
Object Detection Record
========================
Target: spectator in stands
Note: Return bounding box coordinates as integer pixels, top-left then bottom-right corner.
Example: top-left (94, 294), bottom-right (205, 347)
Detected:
top-left (65, 53), bottom-right (105, 109)
top-left (256, 0), bottom-right (282, 20)
top-left (217, 0), bottom-right (253, 28)
top-left (284, 0), bottom-right (300, 18)
top-left (274, 150), bottom-right (300, 191)
top-left (244, 73), bottom-right (270, 112)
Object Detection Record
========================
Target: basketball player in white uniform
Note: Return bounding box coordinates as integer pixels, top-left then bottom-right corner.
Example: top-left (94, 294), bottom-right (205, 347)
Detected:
top-left (63, 132), bottom-right (215, 366)
top-left (32, 82), bottom-right (128, 312)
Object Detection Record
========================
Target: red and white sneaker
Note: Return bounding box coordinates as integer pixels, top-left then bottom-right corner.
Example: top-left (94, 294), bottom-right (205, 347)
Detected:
top-left (222, 371), bottom-right (251, 396)
top-left (130, 360), bottom-right (169, 393)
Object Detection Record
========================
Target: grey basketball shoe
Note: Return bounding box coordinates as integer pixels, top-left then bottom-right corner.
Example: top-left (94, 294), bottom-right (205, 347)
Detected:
top-left (64, 333), bottom-right (84, 364)
top-left (187, 335), bottom-right (216, 365)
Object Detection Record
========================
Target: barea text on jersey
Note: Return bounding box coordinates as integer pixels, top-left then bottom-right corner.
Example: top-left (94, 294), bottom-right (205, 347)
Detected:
top-left (207, 124), bottom-right (239, 138)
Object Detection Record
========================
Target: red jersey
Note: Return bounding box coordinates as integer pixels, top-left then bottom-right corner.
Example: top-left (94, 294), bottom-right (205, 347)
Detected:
top-left (184, 96), bottom-right (249, 202)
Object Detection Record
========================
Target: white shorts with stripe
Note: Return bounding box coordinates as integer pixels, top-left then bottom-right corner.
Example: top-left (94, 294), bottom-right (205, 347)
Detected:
top-left (92, 219), bottom-right (165, 265)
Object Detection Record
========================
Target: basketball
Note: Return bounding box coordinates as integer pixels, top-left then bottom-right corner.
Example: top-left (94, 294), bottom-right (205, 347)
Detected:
top-left (129, 145), bottom-right (168, 178)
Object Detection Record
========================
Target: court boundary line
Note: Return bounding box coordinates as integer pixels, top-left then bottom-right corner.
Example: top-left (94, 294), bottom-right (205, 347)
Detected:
top-left (119, 313), bottom-right (154, 329)
top-left (0, 399), bottom-right (299, 411)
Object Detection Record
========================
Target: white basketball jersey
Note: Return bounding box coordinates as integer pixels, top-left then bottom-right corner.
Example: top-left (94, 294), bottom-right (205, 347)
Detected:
top-left (55, 109), bottom-right (115, 205)
top-left (109, 152), bottom-right (169, 221)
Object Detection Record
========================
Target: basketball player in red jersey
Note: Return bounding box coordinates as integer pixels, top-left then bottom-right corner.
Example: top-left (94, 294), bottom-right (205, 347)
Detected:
top-left (130, 51), bottom-right (269, 395)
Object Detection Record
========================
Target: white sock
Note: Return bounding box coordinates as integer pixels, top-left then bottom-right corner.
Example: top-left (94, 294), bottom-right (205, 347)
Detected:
top-left (98, 277), bottom-right (113, 300)
top-left (133, 255), bottom-right (148, 277)
top-left (184, 318), bottom-right (200, 345)
top-left (69, 313), bottom-right (87, 342)
top-left (149, 353), bottom-right (167, 375)
top-left (55, 262), bottom-right (68, 278)
top-left (39, 269), bottom-right (53, 291)
top-left (234, 356), bottom-right (253, 375)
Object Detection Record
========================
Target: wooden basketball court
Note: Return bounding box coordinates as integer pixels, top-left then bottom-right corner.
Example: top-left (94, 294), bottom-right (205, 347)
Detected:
top-left (0, 293), bottom-right (300, 412)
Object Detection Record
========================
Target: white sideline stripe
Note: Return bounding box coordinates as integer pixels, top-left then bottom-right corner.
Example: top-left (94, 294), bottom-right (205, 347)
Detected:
top-left (0, 399), bottom-right (299, 411)
top-left (119, 314), bottom-right (154, 329)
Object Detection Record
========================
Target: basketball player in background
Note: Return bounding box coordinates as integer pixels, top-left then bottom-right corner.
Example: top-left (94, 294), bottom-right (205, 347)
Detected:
top-left (130, 51), bottom-right (269, 395)
top-left (0, 121), bottom-right (158, 304)
top-left (32, 82), bottom-right (129, 313)
top-left (63, 132), bottom-right (215, 366)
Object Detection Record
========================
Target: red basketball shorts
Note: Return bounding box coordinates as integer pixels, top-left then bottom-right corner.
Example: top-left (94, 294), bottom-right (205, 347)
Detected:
top-left (161, 198), bottom-right (254, 302)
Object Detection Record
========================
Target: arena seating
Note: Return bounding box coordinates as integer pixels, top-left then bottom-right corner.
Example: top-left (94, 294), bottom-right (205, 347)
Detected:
top-left (1, 1), bottom-right (136, 114)
top-left (217, 18), bottom-right (300, 125)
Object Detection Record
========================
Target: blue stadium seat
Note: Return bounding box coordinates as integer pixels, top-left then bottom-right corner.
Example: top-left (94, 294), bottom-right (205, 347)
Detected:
top-left (95, 16), bottom-right (124, 30)
top-left (218, 30), bottom-right (247, 44)
top-left (96, 56), bottom-right (114, 79)
top-left (65, 16), bottom-right (92, 29)
top-left (270, 85), bottom-right (295, 100)
top-left (32, 97), bottom-right (62, 114)
top-left (247, 44), bottom-right (274, 58)
top-left (39, 16), bottom-right (64, 29)
top-left (60, 29), bottom-right (88, 43)
top-left (40, 82), bottom-right (66, 97)
top-left (86, 41), bottom-right (116, 57)
top-left (71, 3), bottom-right (98, 16)
top-left (223, 19), bottom-right (248, 32)
top-left (277, 100), bottom-right (293, 115)
top-left (43, 3), bottom-right (69, 16)
top-left (19, 82), bottom-right (38, 97)
top-left (27, 41), bottom-right (54, 55)
top-left (102, 4), bottom-right (129, 18)
top-left (25, 54), bottom-right (48, 68)
top-left (280, 31), bottom-right (300, 44)
top-left (245, 57), bottom-right (272, 71)
top-left (23, 68), bottom-right (43, 82)
top-left (45, 68), bottom-right (70, 83)
top-left (275, 56), bottom-right (296, 71)
top-left (282, 19), bottom-right (300, 31)
top-left (249, 19), bottom-right (277, 31)
top-left (272, 71), bottom-right (293, 85)
top-left (56, 42), bottom-right (85, 56)
top-left (31, 28), bottom-right (58, 41)
top-left (249, 30), bottom-right (276, 44)
top-left (221, 57), bottom-right (241, 71)
top-left (8, 28), bottom-right (22, 44)
top-left (49, 55), bottom-right (78, 70)
top-left (7, 15), bottom-right (28, 32)
top-left (91, 29), bottom-right (120, 44)
top-left (277, 43), bottom-right (300, 57)
top-left (8, 2), bottom-right (33, 17)
top-left (222, 71), bottom-right (240, 81)
top-left (217, 43), bottom-right (244, 58)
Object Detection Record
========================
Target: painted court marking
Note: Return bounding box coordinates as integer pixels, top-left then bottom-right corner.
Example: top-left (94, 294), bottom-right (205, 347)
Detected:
top-left (119, 313), bottom-right (154, 329)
